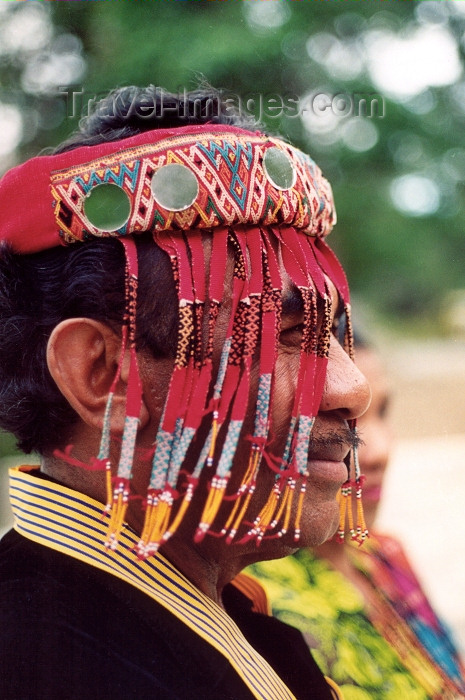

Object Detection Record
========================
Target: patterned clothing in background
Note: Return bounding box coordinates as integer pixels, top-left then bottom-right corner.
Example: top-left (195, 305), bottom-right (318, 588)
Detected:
top-left (249, 534), bottom-right (465, 700)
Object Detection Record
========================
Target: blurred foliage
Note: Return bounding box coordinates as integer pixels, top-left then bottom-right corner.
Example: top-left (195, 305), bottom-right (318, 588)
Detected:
top-left (0, 432), bottom-right (19, 460)
top-left (1, 0), bottom-right (465, 329)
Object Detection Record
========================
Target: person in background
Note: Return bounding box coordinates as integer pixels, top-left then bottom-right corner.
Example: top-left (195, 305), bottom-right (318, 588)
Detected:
top-left (250, 331), bottom-right (465, 700)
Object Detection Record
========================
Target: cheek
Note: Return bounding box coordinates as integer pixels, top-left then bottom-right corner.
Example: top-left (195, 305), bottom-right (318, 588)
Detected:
top-left (298, 492), bottom-right (340, 546)
top-left (270, 349), bottom-right (300, 446)
top-left (357, 418), bottom-right (391, 471)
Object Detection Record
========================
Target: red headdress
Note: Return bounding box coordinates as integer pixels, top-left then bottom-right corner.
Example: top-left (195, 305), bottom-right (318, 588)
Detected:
top-left (0, 124), bottom-right (366, 555)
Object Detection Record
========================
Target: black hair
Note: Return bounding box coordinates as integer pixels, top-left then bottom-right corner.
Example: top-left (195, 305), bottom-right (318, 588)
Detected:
top-left (0, 85), bottom-right (257, 454)
top-left (54, 85), bottom-right (258, 153)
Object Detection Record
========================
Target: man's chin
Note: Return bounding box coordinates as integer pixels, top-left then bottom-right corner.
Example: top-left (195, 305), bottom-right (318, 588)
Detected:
top-left (296, 502), bottom-right (340, 549)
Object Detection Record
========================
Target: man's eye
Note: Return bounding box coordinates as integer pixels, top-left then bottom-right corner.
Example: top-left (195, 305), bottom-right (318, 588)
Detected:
top-left (331, 316), bottom-right (345, 343)
top-left (281, 323), bottom-right (304, 335)
top-left (280, 323), bottom-right (304, 344)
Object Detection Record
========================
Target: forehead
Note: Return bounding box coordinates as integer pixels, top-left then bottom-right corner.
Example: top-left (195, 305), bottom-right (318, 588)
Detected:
top-left (209, 234), bottom-right (344, 334)
top-left (281, 273), bottom-right (340, 315)
top-left (170, 227), bottom-right (348, 340)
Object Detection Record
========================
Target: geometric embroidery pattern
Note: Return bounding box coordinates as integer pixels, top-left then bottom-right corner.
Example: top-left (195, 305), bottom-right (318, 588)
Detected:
top-left (50, 131), bottom-right (336, 245)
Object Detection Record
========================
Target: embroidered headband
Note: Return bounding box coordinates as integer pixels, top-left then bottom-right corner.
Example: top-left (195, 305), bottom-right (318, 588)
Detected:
top-left (0, 124), bottom-right (365, 555)
top-left (0, 124), bottom-right (335, 253)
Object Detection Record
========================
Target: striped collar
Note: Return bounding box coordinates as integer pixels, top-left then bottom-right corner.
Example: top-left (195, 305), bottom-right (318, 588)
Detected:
top-left (9, 465), bottom-right (296, 700)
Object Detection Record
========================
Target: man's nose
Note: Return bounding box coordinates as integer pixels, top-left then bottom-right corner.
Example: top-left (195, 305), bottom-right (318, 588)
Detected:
top-left (319, 336), bottom-right (372, 420)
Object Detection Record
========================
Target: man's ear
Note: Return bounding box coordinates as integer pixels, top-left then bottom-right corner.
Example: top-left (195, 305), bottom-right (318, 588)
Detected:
top-left (46, 318), bottom-right (149, 434)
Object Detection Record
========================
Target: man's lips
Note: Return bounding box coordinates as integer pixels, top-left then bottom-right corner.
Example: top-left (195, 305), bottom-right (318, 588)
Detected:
top-left (306, 459), bottom-right (349, 487)
top-left (304, 423), bottom-right (360, 486)
top-left (307, 441), bottom-right (353, 465)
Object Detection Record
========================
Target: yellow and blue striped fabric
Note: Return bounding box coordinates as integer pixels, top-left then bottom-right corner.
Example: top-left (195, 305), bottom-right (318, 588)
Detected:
top-left (9, 465), bottom-right (296, 700)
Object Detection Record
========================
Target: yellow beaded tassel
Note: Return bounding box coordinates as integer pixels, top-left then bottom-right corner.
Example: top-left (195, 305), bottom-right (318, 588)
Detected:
top-left (194, 475), bottom-right (229, 543)
top-left (104, 459), bottom-right (113, 516)
top-left (337, 478), bottom-right (368, 545)
top-left (274, 477), bottom-right (295, 539)
top-left (223, 445), bottom-right (261, 543)
top-left (161, 480), bottom-right (196, 544)
top-left (105, 479), bottom-right (130, 550)
top-left (243, 481), bottom-right (281, 544)
top-left (293, 476), bottom-right (308, 543)
top-left (337, 481), bottom-right (350, 543)
top-left (139, 492), bottom-right (174, 556)
top-left (355, 477), bottom-right (368, 544)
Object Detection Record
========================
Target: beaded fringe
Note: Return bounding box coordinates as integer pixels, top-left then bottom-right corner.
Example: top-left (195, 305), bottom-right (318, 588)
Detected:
top-left (58, 227), bottom-right (366, 556)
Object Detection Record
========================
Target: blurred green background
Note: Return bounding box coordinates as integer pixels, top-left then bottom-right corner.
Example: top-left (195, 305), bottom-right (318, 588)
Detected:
top-left (1, 0), bottom-right (465, 464)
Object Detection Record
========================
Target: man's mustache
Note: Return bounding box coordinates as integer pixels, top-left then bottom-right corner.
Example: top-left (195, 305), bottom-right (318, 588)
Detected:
top-left (309, 425), bottom-right (363, 452)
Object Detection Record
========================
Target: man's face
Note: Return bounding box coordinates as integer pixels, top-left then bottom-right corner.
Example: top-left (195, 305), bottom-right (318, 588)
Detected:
top-left (131, 236), bottom-right (371, 558)
top-left (222, 275), bottom-right (371, 556)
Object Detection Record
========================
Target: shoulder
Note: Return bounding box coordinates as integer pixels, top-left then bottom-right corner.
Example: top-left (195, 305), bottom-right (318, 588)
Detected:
top-left (0, 531), bottom-right (181, 698)
top-left (0, 532), bottom-right (256, 700)
top-left (369, 531), bottom-right (415, 569)
top-left (230, 572), bottom-right (271, 614)
top-left (370, 531), bottom-right (404, 552)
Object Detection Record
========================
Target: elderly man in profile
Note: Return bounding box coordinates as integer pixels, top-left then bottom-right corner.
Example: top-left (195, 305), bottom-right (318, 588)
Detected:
top-left (0, 86), bottom-right (370, 700)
